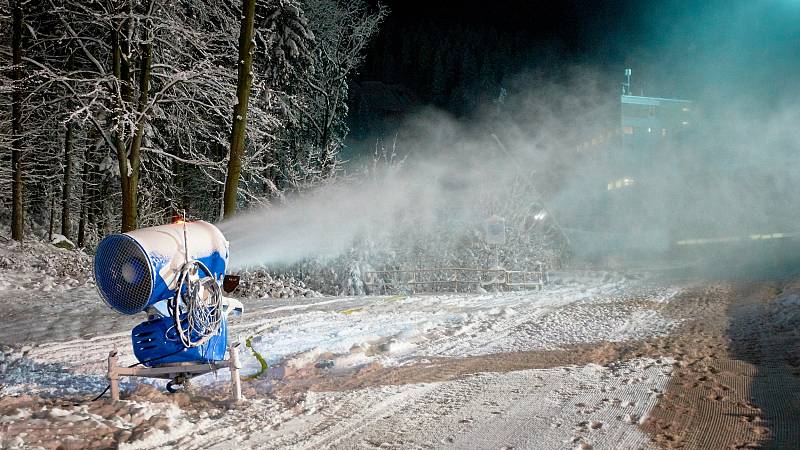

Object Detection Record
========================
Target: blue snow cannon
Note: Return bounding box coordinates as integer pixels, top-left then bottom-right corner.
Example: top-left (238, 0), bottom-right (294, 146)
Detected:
top-left (94, 221), bottom-right (240, 368)
top-left (94, 221), bottom-right (229, 315)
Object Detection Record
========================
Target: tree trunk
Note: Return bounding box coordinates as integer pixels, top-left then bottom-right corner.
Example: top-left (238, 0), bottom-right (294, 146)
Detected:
top-left (222, 0), bottom-right (257, 219)
top-left (174, 155), bottom-right (189, 217)
top-left (48, 194), bottom-right (55, 242)
top-left (124, 41), bottom-right (152, 231)
top-left (10, 0), bottom-right (24, 241)
top-left (86, 151), bottom-right (99, 239)
top-left (61, 122), bottom-right (74, 239)
top-left (111, 7), bottom-right (137, 232)
top-left (77, 142), bottom-right (92, 248)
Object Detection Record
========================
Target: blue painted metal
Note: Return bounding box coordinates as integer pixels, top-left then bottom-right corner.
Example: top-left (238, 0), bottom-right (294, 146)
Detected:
top-left (132, 315), bottom-right (229, 366)
top-left (95, 221), bottom-right (232, 367)
top-left (148, 250), bottom-right (227, 310)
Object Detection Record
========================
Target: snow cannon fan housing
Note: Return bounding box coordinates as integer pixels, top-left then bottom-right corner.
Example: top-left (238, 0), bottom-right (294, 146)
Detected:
top-left (94, 221), bottom-right (228, 315)
top-left (94, 221), bottom-right (235, 366)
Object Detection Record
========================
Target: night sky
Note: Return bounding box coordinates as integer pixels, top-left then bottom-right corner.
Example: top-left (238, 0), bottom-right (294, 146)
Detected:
top-left (356, 0), bottom-right (645, 105)
top-left (354, 0), bottom-right (800, 118)
top-left (375, 0), bottom-right (621, 52)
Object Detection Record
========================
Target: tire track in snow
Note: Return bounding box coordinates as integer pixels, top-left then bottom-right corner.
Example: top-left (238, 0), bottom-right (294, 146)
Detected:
top-left (230, 357), bottom-right (673, 449)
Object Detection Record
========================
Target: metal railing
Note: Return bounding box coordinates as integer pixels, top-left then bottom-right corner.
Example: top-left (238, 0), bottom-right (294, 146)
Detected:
top-left (363, 264), bottom-right (547, 295)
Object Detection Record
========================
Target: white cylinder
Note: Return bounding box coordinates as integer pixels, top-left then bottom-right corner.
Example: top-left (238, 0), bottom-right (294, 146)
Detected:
top-left (94, 221), bottom-right (229, 315)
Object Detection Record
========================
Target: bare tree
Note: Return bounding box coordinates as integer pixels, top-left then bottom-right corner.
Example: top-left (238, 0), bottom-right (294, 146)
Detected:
top-left (77, 140), bottom-right (93, 248)
top-left (223, 0), bottom-right (257, 219)
top-left (302, 0), bottom-right (386, 158)
top-left (269, 0), bottom-right (386, 191)
top-left (60, 122), bottom-right (74, 239)
top-left (10, 0), bottom-right (24, 240)
top-left (26, 0), bottom-right (240, 230)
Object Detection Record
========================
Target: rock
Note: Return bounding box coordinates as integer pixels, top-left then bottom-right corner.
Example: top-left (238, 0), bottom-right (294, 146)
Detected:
top-left (129, 414), bottom-right (147, 427)
top-left (50, 234), bottom-right (76, 250)
top-left (148, 415), bottom-right (171, 430)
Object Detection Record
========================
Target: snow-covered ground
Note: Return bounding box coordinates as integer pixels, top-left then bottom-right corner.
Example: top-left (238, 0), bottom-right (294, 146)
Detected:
top-left (177, 357), bottom-right (674, 449)
top-left (1, 356), bottom-right (674, 450)
top-left (230, 278), bottom-right (680, 378)
top-left (0, 243), bottom-right (683, 448)
top-left (1, 276), bottom-right (679, 392)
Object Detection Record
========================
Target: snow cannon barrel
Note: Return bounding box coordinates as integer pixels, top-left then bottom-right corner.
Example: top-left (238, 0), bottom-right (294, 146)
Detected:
top-left (94, 221), bottom-right (229, 315)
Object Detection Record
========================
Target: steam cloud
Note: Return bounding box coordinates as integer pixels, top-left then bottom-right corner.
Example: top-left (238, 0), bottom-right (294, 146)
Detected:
top-left (221, 0), bottom-right (800, 273)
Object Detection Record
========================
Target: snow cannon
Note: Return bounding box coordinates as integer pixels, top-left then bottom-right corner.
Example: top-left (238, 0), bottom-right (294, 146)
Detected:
top-left (93, 220), bottom-right (244, 398)
top-left (94, 220), bottom-right (229, 315)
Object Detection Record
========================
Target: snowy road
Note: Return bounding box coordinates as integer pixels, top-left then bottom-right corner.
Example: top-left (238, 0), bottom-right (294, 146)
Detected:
top-left (217, 358), bottom-right (674, 450)
top-left (0, 270), bottom-right (688, 449)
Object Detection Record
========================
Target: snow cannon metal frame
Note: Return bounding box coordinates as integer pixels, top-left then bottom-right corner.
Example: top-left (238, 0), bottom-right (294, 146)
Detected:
top-left (93, 220), bottom-right (244, 402)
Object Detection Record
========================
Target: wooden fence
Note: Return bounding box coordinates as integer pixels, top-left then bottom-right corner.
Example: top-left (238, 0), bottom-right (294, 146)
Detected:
top-left (363, 264), bottom-right (548, 294)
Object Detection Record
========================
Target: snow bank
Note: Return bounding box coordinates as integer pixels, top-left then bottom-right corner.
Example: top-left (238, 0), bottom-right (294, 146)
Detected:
top-left (233, 268), bottom-right (323, 299)
top-left (0, 238), bottom-right (94, 291)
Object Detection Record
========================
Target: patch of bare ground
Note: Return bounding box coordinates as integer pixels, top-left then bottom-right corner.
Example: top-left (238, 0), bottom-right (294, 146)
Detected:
top-left (262, 296), bottom-right (679, 398)
top-left (639, 281), bottom-right (800, 449)
top-left (260, 288), bottom-right (695, 398)
top-left (0, 384), bottom-right (239, 449)
top-left (269, 340), bottom-right (647, 396)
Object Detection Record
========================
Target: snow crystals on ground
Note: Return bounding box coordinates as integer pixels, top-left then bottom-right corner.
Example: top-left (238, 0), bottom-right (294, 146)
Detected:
top-left (233, 279), bottom-right (681, 377)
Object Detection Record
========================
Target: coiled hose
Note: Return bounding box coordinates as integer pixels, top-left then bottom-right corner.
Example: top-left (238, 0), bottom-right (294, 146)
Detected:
top-left (169, 260), bottom-right (223, 348)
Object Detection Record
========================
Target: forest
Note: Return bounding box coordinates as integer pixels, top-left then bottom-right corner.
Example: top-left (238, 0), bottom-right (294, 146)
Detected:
top-left (0, 0), bottom-right (387, 248)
